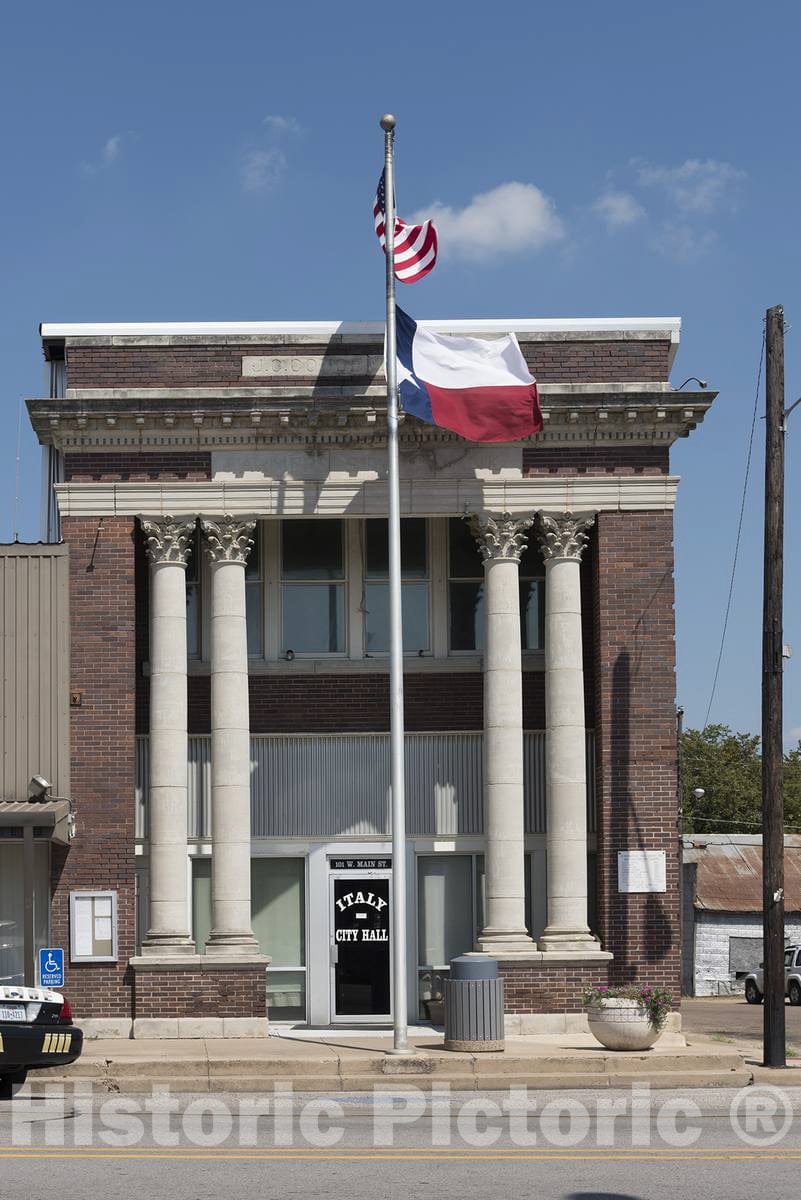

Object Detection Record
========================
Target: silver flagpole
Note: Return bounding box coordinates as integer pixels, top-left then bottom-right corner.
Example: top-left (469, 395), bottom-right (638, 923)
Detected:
top-left (380, 112), bottom-right (409, 1055)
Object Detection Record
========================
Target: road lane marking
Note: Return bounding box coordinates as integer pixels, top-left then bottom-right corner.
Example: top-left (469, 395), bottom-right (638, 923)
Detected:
top-left (3, 1152), bottom-right (801, 1161)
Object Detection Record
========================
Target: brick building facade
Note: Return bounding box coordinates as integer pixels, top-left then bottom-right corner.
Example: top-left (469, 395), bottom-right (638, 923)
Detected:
top-left (24, 316), bottom-right (714, 1036)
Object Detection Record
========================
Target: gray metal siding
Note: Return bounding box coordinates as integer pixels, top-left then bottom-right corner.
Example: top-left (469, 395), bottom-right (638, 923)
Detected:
top-left (135, 730), bottom-right (596, 841)
top-left (0, 545), bottom-right (70, 801)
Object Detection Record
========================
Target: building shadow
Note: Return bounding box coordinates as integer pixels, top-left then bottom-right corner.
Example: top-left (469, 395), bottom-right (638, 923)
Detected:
top-left (566, 1194), bottom-right (644, 1200)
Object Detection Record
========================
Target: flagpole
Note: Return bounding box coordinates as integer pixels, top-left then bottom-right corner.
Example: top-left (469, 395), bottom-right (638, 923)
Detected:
top-left (380, 112), bottom-right (410, 1055)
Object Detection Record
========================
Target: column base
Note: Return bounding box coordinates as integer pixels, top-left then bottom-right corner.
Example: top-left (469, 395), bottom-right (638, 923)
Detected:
top-left (476, 929), bottom-right (536, 956)
top-left (139, 935), bottom-right (196, 957)
top-left (538, 928), bottom-right (603, 955)
top-left (204, 933), bottom-right (263, 960)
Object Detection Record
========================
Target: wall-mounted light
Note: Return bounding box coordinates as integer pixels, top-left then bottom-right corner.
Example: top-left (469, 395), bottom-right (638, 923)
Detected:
top-left (677, 377), bottom-right (708, 390)
top-left (28, 775), bottom-right (52, 801)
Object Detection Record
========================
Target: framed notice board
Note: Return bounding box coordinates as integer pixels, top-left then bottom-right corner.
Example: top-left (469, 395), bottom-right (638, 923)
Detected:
top-left (69, 890), bottom-right (118, 963)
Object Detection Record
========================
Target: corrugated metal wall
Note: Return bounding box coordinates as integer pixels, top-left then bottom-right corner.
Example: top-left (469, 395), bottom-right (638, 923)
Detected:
top-left (135, 730), bottom-right (596, 840)
top-left (0, 545), bottom-right (70, 800)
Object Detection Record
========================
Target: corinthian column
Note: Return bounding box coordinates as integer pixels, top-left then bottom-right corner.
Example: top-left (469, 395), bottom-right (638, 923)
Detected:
top-left (139, 515), bottom-right (196, 955)
top-left (470, 512), bottom-right (536, 954)
top-left (535, 511), bottom-right (598, 953)
top-left (201, 515), bottom-right (261, 957)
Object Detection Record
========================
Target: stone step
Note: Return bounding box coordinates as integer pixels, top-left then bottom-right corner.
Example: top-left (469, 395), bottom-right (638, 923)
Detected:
top-left (31, 1047), bottom-right (750, 1092)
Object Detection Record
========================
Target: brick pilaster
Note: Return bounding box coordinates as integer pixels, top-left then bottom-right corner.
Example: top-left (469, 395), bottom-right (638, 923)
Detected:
top-left (593, 511), bottom-right (681, 998)
top-left (51, 516), bottom-right (137, 1018)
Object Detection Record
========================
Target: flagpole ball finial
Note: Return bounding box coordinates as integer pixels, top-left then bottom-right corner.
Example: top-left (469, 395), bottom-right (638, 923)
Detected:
top-left (380, 113), bottom-right (396, 131)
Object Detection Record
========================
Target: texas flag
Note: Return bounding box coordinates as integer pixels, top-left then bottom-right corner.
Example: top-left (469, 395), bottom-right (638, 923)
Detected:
top-left (395, 306), bottom-right (543, 443)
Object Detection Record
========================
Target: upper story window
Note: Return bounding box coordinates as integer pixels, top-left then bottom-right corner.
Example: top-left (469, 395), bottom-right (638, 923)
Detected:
top-left (180, 516), bottom-right (545, 665)
top-left (519, 538), bottom-right (545, 651)
top-left (281, 519), bottom-right (346, 655)
top-left (448, 518), bottom-right (484, 652)
top-left (364, 518), bottom-right (429, 654)
top-left (447, 517), bottom-right (545, 653)
top-left (245, 526), bottom-right (263, 658)
top-left (186, 525), bottom-right (202, 658)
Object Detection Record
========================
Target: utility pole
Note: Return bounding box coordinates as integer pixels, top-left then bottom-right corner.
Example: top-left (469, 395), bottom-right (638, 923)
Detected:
top-left (762, 303), bottom-right (786, 1068)
top-left (677, 705), bottom-right (685, 983)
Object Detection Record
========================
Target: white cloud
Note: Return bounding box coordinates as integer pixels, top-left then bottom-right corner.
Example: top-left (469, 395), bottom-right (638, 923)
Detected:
top-left (101, 136), bottom-right (120, 164)
top-left (413, 182), bottom-right (565, 261)
top-left (81, 134), bottom-right (123, 175)
top-left (593, 190), bottom-right (644, 230)
top-left (652, 221), bottom-right (718, 261)
top-left (240, 116), bottom-right (300, 194)
top-left (635, 158), bottom-right (745, 213)
top-left (241, 148), bottom-right (286, 192)
top-left (102, 135), bottom-right (122, 164)
top-left (263, 115), bottom-right (301, 136)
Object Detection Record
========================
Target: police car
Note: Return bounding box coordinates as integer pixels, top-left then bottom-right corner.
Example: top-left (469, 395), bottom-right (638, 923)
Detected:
top-left (0, 985), bottom-right (83, 1097)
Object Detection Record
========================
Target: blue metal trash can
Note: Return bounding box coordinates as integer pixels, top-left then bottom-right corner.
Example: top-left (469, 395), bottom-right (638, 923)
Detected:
top-left (444, 954), bottom-right (505, 1052)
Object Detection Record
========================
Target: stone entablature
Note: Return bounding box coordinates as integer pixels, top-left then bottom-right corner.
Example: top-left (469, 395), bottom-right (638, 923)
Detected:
top-left (28, 389), bottom-right (712, 450)
top-left (53, 474), bottom-right (682, 519)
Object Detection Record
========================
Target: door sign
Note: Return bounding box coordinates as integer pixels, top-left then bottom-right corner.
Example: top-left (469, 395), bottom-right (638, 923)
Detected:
top-left (332, 876), bottom-right (391, 1018)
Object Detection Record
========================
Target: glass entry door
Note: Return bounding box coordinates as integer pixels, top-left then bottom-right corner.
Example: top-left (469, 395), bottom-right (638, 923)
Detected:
top-left (330, 873), bottom-right (391, 1022)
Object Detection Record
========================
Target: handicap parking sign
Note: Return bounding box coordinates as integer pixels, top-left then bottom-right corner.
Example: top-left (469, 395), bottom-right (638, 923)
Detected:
top-left (39, 948), bottom-right (64, 988)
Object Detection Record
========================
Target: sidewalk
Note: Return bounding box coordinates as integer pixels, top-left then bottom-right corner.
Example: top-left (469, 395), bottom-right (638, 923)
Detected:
top-left (31, 1029), bottom-right (753, 1093)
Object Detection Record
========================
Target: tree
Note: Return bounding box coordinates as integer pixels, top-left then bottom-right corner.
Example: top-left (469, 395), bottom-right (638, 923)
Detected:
top-left (681, 724), bottom-right (801, 834)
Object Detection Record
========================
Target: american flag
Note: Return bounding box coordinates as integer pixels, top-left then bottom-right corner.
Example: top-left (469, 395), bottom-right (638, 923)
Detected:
top-left (374, 170), bottom-right (437, 284)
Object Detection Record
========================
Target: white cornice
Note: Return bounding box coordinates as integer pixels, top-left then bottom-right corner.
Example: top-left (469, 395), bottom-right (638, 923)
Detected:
top-left (54, 475), bottom-right (680, 518)
top-left (62, 381), bottom-right (677, 402)
top-left (27, 387), bottom-right (714, 450)
top-left (41, 317), bottom-right (681, 339)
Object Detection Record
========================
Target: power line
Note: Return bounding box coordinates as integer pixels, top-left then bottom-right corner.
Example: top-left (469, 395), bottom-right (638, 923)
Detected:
top-left (690, 813), bottom-right (801, 833)
top-left (702, 331), bottom-right (765, 730)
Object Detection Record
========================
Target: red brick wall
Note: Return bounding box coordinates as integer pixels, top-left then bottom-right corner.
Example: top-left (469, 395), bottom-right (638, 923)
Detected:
top-left (179, 674), bottom-right (502, 735)
top-left (592, 511), bottom-right (681, 998)
top-left (135, 672), bottom-right (559, 736)
top-left (499, 961), bottom-right (611, 1012)
top-left (53, 516), bottom-right (137, 1019)
top-left (133, 966), bottom-right (266, 1019)
top-left (65, 452), bottom-right (211, 482)
top-left (65, 339), bottom-right (672, 389)
top-left (524, 447), bottom-right (669, 475)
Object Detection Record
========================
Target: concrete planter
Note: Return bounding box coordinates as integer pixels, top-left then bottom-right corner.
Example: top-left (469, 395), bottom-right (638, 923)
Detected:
top-left (587, 998), bottom-right (660, 1051)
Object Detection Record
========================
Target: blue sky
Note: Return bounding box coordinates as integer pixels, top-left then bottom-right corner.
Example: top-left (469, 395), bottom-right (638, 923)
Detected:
top-left (1, 0), bottom-right (799, 742)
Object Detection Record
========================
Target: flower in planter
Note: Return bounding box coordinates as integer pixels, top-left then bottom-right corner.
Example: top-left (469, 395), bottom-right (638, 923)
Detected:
top-left (582, 984), bottom-right (672, 1032)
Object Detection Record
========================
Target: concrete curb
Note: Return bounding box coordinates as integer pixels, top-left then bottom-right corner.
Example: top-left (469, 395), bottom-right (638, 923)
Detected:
top-left (30, 1042), bottom-right (752, 1093)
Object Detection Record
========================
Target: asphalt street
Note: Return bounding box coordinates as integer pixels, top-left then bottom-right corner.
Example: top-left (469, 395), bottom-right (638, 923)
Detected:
top-left (2, 1087), bottom-right (801, 1200)
top-left (682, 995), bottom-right (801, 1043)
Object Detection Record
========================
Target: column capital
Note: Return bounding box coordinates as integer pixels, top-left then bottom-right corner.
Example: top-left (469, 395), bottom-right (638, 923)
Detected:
top-left (200, 515), bottom-right (257, 565)
top-left (138, 515), bottom-right (196, 566)
top-left (468, 511), bottom-right (533, 564)
top-left (535, 511), bottom-right (595, 562)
